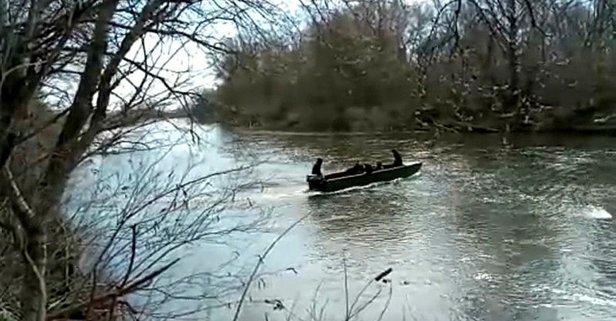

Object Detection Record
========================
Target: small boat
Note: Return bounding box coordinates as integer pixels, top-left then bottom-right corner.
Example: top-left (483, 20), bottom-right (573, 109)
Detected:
top-left (306, 162), bottom-right (422, 193)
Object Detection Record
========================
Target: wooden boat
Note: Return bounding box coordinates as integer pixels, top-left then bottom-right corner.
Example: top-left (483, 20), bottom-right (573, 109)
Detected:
top-left (306, 162), bottom-right (422, 193)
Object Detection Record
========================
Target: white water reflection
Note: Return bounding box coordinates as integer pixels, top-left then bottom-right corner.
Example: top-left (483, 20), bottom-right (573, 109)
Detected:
top-left (581, 205), bottom-right (613, 219)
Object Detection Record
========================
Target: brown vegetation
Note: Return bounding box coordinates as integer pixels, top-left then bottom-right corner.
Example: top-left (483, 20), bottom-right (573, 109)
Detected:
top-left (209, 0), bottom-right (616, 134)
top-left (0, 0), bottom-right (282, 320)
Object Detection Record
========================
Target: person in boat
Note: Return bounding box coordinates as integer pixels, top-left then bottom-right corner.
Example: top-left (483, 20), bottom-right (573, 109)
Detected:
top-left (311, 158), bottom-right (323, 177)
top-left (383, 149), bottom-right (403, 169)
top-left (364, 163), bottom-right (373, 174)
top-left (345, 162), bottom-right (364, 175)
top-left (392, 149), bottom-right (403, 167)
top-left (354, 162), bottom-right (364, 173)
top-left (375, 161), bottom-right (383, 170)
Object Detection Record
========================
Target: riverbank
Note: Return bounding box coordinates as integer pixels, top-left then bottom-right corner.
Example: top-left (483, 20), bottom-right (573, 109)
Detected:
top-left (201, 100), bottom-right (616, 137)
top-left (226, 125), bottom-right (616, 150)
top-left (212, 118), bottom-right (616, 140)
top-left (0, 107), bottom-right (191, 321)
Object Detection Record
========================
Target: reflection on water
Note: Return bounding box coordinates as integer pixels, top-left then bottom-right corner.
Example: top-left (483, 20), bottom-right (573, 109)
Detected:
top-left (75, 123), bottom-right (616, 321)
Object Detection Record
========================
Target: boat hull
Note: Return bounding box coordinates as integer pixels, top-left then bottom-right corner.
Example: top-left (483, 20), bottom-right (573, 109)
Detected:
top-left (307, 162), bottom-right (422, 193)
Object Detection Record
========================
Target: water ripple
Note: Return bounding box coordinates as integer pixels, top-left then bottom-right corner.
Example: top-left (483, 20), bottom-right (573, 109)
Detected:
top-left (205, 130), bottom-right (616, 321)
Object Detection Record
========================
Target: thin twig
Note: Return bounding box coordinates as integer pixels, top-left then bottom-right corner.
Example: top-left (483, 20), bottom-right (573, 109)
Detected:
top-left (375, 283), bottom-right (393, 321)
top-left (46, 258), bottom-right (180, 320)
top-left (343, 257), bottom-right (350, 321)
top-left (232, 213), bottom-right (310, 321)
top-left (120, 224), bottom-right (138, 288)
top-left (3, 162), bottom-right (36, 230)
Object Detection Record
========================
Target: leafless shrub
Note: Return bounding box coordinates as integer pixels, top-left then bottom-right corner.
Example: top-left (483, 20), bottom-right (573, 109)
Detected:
top-left (0, 0), bottom-right (290, 320)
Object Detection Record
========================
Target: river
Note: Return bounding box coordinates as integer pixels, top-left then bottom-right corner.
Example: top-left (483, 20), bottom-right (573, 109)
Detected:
top-left (71, 122), bottom-right (616, 321)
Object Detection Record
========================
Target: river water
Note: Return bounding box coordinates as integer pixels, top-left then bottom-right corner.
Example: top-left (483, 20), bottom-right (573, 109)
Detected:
top-left (73, 122), bottom-right (616, 321)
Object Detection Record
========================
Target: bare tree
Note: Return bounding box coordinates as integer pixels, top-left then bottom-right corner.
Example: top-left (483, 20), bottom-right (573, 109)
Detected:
top-left (52, 130), bottom-right (268, 320)
top-left (0, 0), bottom-right (287, 320)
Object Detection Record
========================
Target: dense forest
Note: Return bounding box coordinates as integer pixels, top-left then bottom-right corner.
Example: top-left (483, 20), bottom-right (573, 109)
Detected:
top-left (208, 0), bottom-right (616, 133)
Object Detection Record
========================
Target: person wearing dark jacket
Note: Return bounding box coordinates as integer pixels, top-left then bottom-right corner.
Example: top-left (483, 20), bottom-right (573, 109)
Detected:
top-left (392, 149), bottom-right (403, 167)
top-left (375, 161), bottom-right (383, 170)
top-left (312, 158), bottom-right (323, 177)
top-left (345, 162), bottom-right (364, 175)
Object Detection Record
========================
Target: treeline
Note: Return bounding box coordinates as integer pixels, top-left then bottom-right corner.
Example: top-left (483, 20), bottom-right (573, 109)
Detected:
top-left (209, 0), bottom-right (616, 133)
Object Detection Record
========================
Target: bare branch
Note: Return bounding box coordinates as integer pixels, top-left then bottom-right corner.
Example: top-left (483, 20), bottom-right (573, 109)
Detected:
top-left (232, 213), bottom-right (310, 321)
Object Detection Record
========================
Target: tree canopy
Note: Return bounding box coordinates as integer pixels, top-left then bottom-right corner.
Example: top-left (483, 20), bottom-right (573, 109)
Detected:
top-left (212, 0), bottom-right (616, 133)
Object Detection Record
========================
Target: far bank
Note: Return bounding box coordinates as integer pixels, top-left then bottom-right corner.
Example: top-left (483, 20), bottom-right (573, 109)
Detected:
top-left (199, 109), bottom-right (616, 140)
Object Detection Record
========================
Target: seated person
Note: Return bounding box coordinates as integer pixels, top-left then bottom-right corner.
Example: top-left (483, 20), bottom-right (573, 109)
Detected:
top-left (375, 161), bottom-right (383, 170)
top-left (345, 162), bottom-right (364, 175)
top-left (364, 163), bottom-right (373, 174)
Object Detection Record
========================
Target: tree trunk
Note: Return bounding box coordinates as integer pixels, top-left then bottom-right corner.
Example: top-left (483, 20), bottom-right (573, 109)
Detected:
top-left (506, 0), bottom-right (521, 130)
top-left (507, 0), bottom-right (520, 114)
top-left (20, 223), bottom-right (47, 321)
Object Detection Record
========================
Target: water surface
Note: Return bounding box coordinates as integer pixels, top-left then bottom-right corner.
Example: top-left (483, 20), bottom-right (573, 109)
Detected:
top-left (74, 124), bottom-right (616, 321)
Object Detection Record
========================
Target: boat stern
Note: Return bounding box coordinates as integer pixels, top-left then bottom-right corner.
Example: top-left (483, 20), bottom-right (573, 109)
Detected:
top-left (306, 174), bottom-right (325, 190)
